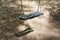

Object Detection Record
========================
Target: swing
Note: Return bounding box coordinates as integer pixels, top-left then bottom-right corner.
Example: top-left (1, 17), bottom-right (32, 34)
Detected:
top-left (19, 0), bottom-right (44, 20)
top-left (14, 0), bottom-right (43, 37)
top-left (14, 27), bottom-right (33, 37)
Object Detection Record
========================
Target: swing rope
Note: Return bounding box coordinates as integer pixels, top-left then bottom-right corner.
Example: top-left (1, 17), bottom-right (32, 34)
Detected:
top-left (21, 0), bottom-right (24, 14)
top-left (37, 0), bottom-right (41, 12)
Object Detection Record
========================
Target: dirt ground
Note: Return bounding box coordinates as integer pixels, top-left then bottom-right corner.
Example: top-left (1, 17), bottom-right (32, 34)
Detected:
top-left (0, 0), bottom-right (60, 40)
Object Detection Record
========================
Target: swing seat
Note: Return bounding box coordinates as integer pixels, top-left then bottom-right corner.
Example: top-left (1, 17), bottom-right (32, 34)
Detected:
top-left (14, 28), bottom-right (33, 37)
top-left (19, 11), bottom-right (43, 20)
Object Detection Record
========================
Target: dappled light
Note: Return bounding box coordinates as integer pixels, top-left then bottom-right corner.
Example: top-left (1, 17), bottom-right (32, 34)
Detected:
top-left (0, 0), bottom-right (60, 40)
